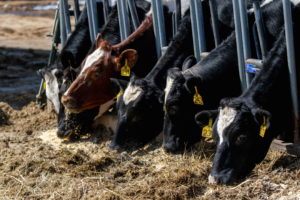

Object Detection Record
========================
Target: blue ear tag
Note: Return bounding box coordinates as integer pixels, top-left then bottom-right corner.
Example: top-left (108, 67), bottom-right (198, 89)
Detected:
top-left (202, 118), bottom-right (213, 138)
top-left (121, 59), bottom-right (131, 77)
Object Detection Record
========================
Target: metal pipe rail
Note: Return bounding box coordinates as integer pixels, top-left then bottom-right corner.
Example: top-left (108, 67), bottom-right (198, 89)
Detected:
top-left (86, 0), bottom-right (99, 43)
top-left (117, 0), bottom-right (130, 41)
top-left (127, 0), bottom-right (140, 30)
top-left (232, 0), bottom-right (247, 91)
top-left (189, 0), bottom-right (206, 62)
top-left (282, 0), bottom-right (299, 143)
top-left (151, 0), bottom-right (167, 58)
top-left (103, 0), bottom-right (110, 24)
top-left (209, 0), bottom-right (220, 47)
top-left (73, 0), bottom-right (81, 23)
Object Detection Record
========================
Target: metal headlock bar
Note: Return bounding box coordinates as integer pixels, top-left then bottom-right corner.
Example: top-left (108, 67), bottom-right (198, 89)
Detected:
top-left (73, 0), bottom-right (81, 23)
top-left (127, 0), bottom-right (141, 30)
top-left (189, 0), bottom-right (206, 62)
top-left (86, 0), bottom-right (99, 43)
top-left (117, 0), bottom-right (131, 41)
top-left (151, 0), bottom-right (168, 58)
top-left (232, 0), bottom-right (247, 91)
top-left (103, 0), bottom-right (111, 24)
top-left (172, 0), bottom-right (181, 36)
top-left (283, 0), bottom-right (299, 143)
top-left (208, 0), bottom-right (220, 47)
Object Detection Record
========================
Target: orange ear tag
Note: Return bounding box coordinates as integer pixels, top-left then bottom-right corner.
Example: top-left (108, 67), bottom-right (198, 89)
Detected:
top-left (193, 86), bottom-right (204, 105)
top-left (121, 59), bottom-right (131, 77)
top-left (259, 116), bottom-right (267, 138)
top-left (202, 118), bottom-right (213, 138)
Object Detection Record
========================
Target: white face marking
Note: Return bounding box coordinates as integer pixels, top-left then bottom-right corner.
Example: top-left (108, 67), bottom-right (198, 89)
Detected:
top-left (80, 48), bottom-right (105, 76)
top-left (291, 0), bottom-right (300, 5)
top-left (123, 83), bottom-right (143, 105)
top-left (164, 76), bottom-right (174, 104)
top-left (217, 107), bottom-right (237, 145)
top-left (44, 69), bottom-right (60, 113)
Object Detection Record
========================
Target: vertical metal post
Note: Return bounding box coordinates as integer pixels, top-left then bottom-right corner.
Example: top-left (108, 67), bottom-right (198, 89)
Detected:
top-left (209, 0), bottom-right (220, 47)
top-left (253, 0), bottom-right (268, 58)
top-left (103, 0), bottom-right (110, 24)
top-left (232, 0), bottom-right (247, 91)
top-left (59, 0), bottom-right (67, 46)
top-left (194, 0), bottom-right (206, 53)
top-left (61, 0), bottom-right (71, 37)
top-left (282, 0), bottom-right (299, 142)
top-left (86, 0), bottom-right (99, 42)
top-left (151, 0), bottom-right (167, 58)
top-left (189, 0), bottom-right (200, 61)
top-left (127, 0), bottom-right (140, 30)
top-left (117, 0), bottom-right (130, 40)
top-left (73, 0), bottom-right (81, 23)
top-left (174, 0), bottom-right (181, 34)
top-left (239, 0), bottom-right (252, 87)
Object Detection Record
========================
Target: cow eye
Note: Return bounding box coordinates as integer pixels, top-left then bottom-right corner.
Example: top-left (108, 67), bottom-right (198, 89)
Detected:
top-left (235, 135), bottom-right (247, 145)
top-left (94, 72), bottom-right (100, 78)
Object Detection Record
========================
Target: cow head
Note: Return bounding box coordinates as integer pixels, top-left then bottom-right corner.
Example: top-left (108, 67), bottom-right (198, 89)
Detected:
top-left (162, 56), bottom-right (202, 153)
top-left (195, 98), bottom-right (272, 185)
top-left (61, 35), bottom-right (138, 113)
top-left (37, 62), bottom-right (64, 114)
top-left (109, 75), bottom-right (164, 149)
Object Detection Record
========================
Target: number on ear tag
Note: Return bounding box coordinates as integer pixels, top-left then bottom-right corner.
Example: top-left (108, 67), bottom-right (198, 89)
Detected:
top-left (193, 86), bottom-right (204, 105)
top-left (259, 116), bottom-right (267, 138)
top-left (121, 59), bottom-right (131, 77)
top-left (202, 118), bottom-right (213, 138)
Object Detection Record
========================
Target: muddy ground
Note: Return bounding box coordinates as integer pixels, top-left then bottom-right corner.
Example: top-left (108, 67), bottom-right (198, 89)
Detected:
top-left (0, 1), bottom-right (300, 200)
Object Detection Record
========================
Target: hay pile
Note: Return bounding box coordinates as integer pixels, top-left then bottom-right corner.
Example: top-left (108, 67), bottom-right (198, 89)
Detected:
top-left (0, 101), bottom-right (299, 199)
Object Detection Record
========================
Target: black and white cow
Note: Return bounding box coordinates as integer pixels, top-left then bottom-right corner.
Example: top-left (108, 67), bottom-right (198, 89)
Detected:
top-left (110, 0), bottom-right (239, 150)
top-left (162, 0), bottom-right (289, 153)
top-left (195, 1), bottom-right (300, 185)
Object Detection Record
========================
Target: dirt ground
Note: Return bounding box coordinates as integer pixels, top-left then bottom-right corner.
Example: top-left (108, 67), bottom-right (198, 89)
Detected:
top-left (0, 1), bottom-right (300, 200)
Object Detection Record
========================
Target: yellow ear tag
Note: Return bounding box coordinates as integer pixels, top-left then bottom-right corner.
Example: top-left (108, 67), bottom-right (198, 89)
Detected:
top-left (121, 59), bottom-right (131, 77)
top-left (115, 89), bottom-right (123, 99)
top-left (259, 116), bottom-right (267, 138)
top-left (43, 81), bottom-right (47, 89)
top-left (202, 118), bottom-right (213, 138)
top-left (193, 86), bottom-right (204, 105)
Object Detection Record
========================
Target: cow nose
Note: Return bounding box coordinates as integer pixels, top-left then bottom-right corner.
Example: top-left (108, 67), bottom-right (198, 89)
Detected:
top-left (208, 174), bottom-right (218, 185)
top-left (61, 95), bottom-right (79, 109)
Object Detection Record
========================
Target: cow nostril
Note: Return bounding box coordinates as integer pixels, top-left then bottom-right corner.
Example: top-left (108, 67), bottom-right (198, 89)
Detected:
top-left (61, 95), bottom-right (78, 109)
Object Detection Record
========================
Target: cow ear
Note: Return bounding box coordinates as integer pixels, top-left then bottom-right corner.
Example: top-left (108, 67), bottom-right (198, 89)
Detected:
top-left (37, 68), bottom-right (45, 79)
top-left (110, 78), bottom-right (129, 94)
top-left (114, 49), bottom-right (138, 72)
top-left (182, 55), bottom-right (196, 71)
top-left (195, 110), bottom-right (218, 127)
top-left (95, 34), bottom-right (104, 48)
top-left (251, 108), bottom-right (271, 128)
top-left (184, 76), bottom-right (202, 94)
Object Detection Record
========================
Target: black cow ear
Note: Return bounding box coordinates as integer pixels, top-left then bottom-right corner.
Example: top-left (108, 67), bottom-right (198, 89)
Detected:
top-left (110, 78), bottom-right (129, 94)
top-left (158, 93), bottom-right (165, 104)
top-left (184, 76), bottom-right (202, 93)
top-left (182, 55), bottom-right (196, 71)
top-left (195, 110), bottom-right (218, 127)
top-left (251, 108), bottom-right (271, 128)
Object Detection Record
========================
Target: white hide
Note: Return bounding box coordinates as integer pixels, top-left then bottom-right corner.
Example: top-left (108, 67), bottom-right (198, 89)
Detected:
top-left (44, 69), bottom-right (61, 113)
top-left (217, 107), bottom-right (237, 145)
top-left (147, 0), bottom-right (190, 17)
top-left (123, 83), bottom-right (143, 105)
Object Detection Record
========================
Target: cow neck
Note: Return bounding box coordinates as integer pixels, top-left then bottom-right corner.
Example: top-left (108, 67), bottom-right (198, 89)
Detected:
top-left (145, 13), bottom-right (193, 89)
top-left (241, 29), bottom-right (289, 110)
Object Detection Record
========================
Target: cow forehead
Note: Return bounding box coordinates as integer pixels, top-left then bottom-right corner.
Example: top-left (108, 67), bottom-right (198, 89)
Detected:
top-left (80, 48), bottom-right (105, 75)
top-left (164, 76), bottom-right (175, 104)
top-left (217, 106), bottom-right (237, 145)
top-left (123, 83), bottom-right (143, 105)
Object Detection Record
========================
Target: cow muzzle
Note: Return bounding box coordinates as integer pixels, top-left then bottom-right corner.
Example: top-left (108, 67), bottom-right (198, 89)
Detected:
top-left (61, 95), bottom-right (80, 113)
